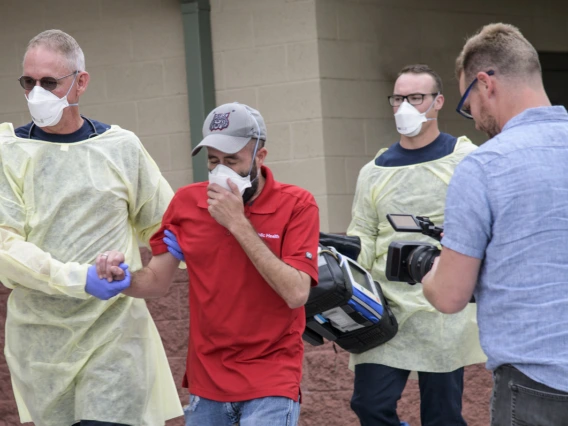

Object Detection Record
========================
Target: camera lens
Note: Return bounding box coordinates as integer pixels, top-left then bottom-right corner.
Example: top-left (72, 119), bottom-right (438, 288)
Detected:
top-left (407, 245), bottom-right (440, 284)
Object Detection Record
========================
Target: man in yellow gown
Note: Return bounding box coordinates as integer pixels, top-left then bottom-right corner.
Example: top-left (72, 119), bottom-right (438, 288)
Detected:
top-left (347, 64), bottom-right (486, 426)
top-left (0, 29), bottom-right (182, 426)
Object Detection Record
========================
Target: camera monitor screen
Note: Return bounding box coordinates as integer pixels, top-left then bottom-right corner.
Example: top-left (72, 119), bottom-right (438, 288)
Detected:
top-left (348, 262), bottom-right (374, 293)
top-left (387, 214), bottom-right (422, 232)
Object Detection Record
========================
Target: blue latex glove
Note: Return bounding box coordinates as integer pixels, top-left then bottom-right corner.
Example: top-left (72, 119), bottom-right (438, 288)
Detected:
top-left (85, 263), bottom-right (131, 300)
top-left (164, 229), bottom-right (185, 261)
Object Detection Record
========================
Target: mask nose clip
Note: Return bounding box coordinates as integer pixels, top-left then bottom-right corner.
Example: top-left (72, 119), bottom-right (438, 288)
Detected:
top-left (394, 94), bottom-right (439, 137)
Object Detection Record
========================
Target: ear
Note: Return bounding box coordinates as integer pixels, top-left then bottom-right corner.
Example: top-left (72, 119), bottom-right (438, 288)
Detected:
top-left (76, 71), bottom-right (90, 97)
top-left (256, 146), bottom-right (268, 167)
top-left (476, 71), bottom-right (495, 97)
top-left (434, 93), bottom-right (445, 111)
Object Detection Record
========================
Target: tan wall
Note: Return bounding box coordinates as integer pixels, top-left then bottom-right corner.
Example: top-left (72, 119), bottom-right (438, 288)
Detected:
top-left (0, 1), bottom-right (566, 228)
top-left (1, 1), bottom-right (568, 425)
top-left (314, 0), bottom-right (568, 232)
top-left (208, 0), bottom-right (331, 226)
top-left (0, 0), bottom-right (192, 192)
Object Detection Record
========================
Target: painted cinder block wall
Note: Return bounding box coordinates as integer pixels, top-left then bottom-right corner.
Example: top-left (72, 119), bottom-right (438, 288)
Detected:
top-left (1, 0), bottom-right (568, 424)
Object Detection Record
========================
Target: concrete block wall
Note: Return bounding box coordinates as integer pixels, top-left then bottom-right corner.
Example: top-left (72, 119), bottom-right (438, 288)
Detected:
top-left (208, 0), bottom-right (332, 228)
top-left (0, 0), bottom-right (192, 192)
top-left (314, 0), bottom-right (568, 232)
top-left (1, 0), bottom-right (568, 425)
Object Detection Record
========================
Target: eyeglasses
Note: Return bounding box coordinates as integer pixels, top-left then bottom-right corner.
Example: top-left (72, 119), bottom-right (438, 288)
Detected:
top-left (456, 70), bottom-right (495, 119)
top-left (18, 70), bottom-right (79, 92)
top-left (388, 93), bottom-right (439, 107)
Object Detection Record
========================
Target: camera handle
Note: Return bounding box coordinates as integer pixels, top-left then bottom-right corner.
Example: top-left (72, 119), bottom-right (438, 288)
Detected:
top-left (415, 216), bottom-right (443, 242)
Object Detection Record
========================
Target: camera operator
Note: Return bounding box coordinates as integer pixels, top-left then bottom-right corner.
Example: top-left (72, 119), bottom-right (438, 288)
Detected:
top-left (347, 64), bottom-right (486, 426)
top-left (422, 23), bottom-right (568, 425)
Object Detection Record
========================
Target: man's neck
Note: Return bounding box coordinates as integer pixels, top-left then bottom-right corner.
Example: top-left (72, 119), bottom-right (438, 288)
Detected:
top-left (40, 108), bottom-right (83, 135)
top-left (399, 124), bottom-right (441, 150)
top-left (498, 87), bottom-right (551, 131)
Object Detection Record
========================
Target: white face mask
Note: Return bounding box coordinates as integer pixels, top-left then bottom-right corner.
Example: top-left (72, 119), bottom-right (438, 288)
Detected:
top-left (209, 164), bottom-right (252, 195)
top-left (394, 96), bottom-right (438, 137)
top-left (25, 72), bottom-right (79, 128)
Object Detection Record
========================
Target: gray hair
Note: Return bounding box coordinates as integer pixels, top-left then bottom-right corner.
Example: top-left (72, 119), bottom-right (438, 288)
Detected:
top-left (25, 29), bottom-right (85, 72)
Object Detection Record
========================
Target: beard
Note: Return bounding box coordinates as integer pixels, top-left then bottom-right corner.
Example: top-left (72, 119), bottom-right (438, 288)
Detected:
top-left (477, 104), bottom-right (501, 139)
top-left (240, 160), bottom-right (259, 204)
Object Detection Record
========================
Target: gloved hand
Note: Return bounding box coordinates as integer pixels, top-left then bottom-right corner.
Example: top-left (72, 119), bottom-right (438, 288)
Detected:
top-left (86, 263), bottom-right (131, 300)
top-left (164, 229), bottom-right (185, 261)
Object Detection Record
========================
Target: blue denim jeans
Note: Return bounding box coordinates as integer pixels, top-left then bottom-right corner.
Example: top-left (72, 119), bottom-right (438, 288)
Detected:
top-left (183, 394), bottom-right (300, 426)
top-left (491, 364), bottom-right (568, 426)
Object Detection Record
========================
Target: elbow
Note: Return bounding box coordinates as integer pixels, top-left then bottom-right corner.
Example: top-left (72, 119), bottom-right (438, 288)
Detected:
top-left (429, 296), bottom-right (469, 314)
top-left (152, 286), bottom-right (170, 299)
top-left (435, 303), bottom-right (464, 315)
top-left (423, 281), bottom-right (468, 314)
top-left (153, 280), bottom-right (173, 298)
top-left (286, 287), bottom-right (310, 310)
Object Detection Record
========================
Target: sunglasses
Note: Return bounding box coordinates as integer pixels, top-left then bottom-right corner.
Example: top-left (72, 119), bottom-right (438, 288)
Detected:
top-left (18, 70), bottom-right (78, 92)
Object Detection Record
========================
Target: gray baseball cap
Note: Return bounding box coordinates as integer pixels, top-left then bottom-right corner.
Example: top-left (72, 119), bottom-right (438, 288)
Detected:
top-left (191, 102), bottom-right (267, 156)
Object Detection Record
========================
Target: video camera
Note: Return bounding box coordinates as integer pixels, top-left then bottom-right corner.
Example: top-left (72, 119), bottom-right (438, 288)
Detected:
top-left (302, 233), bottom-right (398, 353)
top-left (385, 214), bottom-right (442, 285)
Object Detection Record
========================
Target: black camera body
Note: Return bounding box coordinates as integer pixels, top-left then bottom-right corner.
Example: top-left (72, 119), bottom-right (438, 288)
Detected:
top-left (385, 214), bottom-right (443, 285)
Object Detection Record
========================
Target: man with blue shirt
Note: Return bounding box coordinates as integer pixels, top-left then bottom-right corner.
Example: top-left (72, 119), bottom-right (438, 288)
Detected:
top-left (347, 64), bottom-right (485, 426)
top-left (422, 23), bottom-right (568, 425)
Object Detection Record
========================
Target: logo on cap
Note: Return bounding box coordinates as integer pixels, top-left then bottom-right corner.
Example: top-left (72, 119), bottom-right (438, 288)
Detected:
top-left (210, 112), bottom-right (230, 131)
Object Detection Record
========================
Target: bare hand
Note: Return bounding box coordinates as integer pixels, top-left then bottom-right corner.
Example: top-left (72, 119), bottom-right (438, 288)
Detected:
top-left (96, 250), bottom-right (126, 282)
top-left (207, 180), bottom-right (246, 230)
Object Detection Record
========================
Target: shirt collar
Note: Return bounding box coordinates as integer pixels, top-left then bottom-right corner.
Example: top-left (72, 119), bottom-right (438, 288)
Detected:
top-left (502, 106), bottom-right (568, 132)
top-left (197, 165), bottom-right (280, 214)
top-left (247, 165), bottom-right (280, 214)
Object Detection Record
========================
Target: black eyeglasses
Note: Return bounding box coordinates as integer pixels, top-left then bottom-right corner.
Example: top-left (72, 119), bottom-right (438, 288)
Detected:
top-left (388, 93), bottom-right (439, 107)
top-left (456, 70), bottom-right (495, 119)
top-left (18, 70), bottom-right (79, 91)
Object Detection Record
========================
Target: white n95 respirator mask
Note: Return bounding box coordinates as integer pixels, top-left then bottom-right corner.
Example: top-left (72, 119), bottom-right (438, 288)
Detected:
top-left (394, 97), bottom-right (438, 137)
top-left (26, 74), bottom-right (79, 127)
top-left (209, 164), bottom-right (252, 195)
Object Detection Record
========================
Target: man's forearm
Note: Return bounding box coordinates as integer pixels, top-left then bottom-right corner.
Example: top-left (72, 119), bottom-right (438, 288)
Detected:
top-left (229, 217), bottom-right (310, 309)
top-left (122, 253), bottom-right (180, 299)
top-left (421, 248), bottom-right (480, 314)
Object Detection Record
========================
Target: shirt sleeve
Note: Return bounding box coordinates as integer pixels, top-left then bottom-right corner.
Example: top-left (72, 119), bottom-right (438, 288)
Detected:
top-left (0, 157), bottom-right (90, 298)
top-left (281, 201), bottom-right (320, 284)
top-left (128, 138), bottom-right (175, 247)
top-left (346, 165), bottom-right (378, 270)
top-left (149, 192), bottom-right (181, 256)
top-left (442, 156), bottom-right (492, 259)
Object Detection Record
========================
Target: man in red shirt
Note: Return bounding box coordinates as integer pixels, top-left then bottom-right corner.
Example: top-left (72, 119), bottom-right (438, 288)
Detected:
top-left (94, 102), bottom-right (319, 426)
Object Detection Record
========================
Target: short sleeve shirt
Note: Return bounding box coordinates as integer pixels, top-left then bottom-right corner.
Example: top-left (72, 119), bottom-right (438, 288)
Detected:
top-left (443, 106), bottom-right (568, 392)
top-left (150, 166), bottom-right (319, 402)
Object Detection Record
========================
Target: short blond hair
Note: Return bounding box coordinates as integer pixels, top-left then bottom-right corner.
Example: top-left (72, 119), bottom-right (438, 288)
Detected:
top-left (456, 23), bottom-right (540, 83)
top-left (25, 29), bottom-right (85, 72)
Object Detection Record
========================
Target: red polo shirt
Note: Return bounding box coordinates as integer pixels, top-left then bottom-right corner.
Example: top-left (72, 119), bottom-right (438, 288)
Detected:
top-left (150, 166), bottom-right (319, 402)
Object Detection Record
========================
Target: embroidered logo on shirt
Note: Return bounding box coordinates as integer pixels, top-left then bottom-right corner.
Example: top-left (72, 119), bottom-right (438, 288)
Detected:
top-left (306, 252), bottom-right (313, 259)
top-left (258, 233), bottom-right (280, 239)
